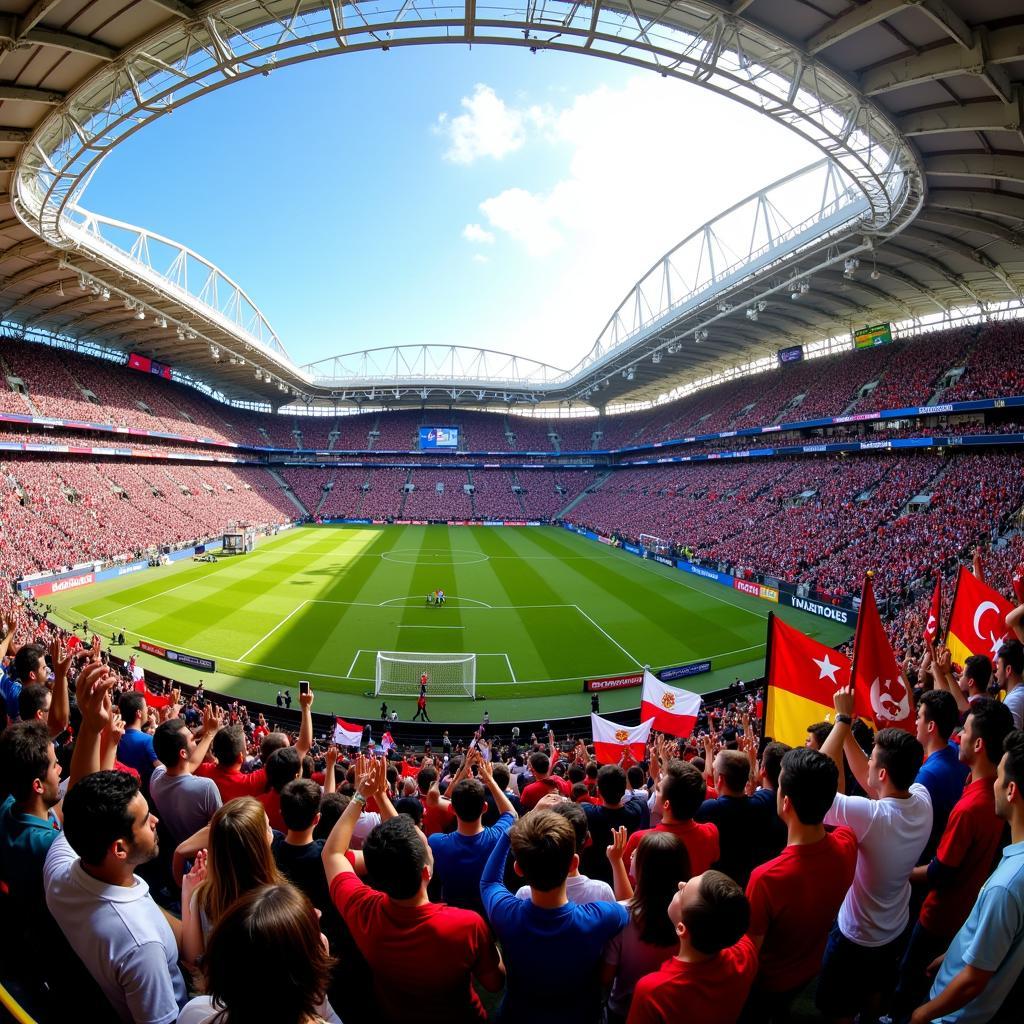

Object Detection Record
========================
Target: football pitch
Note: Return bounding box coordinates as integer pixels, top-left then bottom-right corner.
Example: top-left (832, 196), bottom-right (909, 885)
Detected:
top-left (46, 525), bottom-right (851, 723)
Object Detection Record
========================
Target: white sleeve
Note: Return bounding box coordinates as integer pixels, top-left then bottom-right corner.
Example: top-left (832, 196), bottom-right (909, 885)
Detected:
top-left (43, 831), bottom-right (76, 887)
top-left (824, 792), bottom-right (877, 840)
top-left (117, 941), bottom-right (181, 1024)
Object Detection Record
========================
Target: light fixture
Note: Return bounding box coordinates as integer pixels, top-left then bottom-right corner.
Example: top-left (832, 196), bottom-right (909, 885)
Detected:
top-left (799, 281), bottom-right (809, 294)
top-left (757, 300), bottom-right (767, 312)
top-left (843, 257), bottom-right (860, 277)
top-left (101, 288), bottom-right (110, 301)
top-left (135, 309), bottom-right (145, 320)
top-left (177, 328), bottom-right (185, 340)
top-left (870, 266), bottom-right (881, 280)
top-left (157, 317), bottom-right (168, 329)
top-left (791, 291), bottom-right (800, 301)
top-left (652, 351), bottom-right (662, 364)
top-left (255, 368), bottom-right (263, 379)
top-left (746, 308), bottom-right (758, 321)
top-left (696, 328), bottom-right (709, 342)
top-left (185, 330), bottom-right (197, 340)
top-left (717, 301), bottom-right (733, 313)
top-left (78, 276), bottom-right (88, 291)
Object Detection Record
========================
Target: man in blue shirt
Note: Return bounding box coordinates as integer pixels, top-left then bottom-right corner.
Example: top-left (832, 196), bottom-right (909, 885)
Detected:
top-left (429, 750), bottom-right (517, 916)
top-left (480, 805), bottom-right (628, 1023)
top-left (911, 729), bottom-right (1024, 1024)
top-left (116, 690), bottom-right (160, 788)
top-left (915, 690), bottom-right (970, 862)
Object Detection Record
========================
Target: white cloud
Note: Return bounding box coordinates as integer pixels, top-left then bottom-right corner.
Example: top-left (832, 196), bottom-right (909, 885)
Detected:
top-left (462, 223), bottom-right (495, 245)
top-left (436, 84), bottom-right (545, 164)
top-left (472, 253), bottom-right (490, 264)
top-left (479, 188), bottom-right (563, 257)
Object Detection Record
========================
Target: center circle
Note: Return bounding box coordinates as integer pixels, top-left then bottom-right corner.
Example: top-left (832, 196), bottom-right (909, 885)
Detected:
top-left (381, 548), bottom-right (490, 566)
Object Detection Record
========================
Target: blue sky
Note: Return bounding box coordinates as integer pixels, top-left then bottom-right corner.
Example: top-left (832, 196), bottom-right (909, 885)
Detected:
top-left (83, 46), bottom-right (819, 371)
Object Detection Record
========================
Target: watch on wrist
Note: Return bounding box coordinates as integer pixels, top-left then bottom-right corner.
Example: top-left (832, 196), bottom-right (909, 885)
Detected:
top-left (836, 713), bottom-right (853, 726)
top-left (353, 792), bottom-right (367, 806)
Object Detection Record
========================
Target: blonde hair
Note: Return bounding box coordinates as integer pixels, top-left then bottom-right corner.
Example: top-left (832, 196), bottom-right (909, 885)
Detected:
top-left (197, 797), bottom-right (284, 926)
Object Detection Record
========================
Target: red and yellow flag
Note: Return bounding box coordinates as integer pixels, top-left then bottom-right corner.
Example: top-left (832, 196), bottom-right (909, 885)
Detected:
top-left (852, 575), bottom-right (914, 733)
top-left (946, 566), bottom-right (1014, 669)
top-left (763, 613), bottom-right (855, 747)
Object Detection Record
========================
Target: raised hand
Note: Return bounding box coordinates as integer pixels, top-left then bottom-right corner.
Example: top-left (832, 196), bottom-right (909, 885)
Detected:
top-left (49, 636), bottom-right (72, 682)
top-left (76, 663), bottom-right (115, 731)
top-left (181, 849), bottom-right (208, 904)
top-left (606, 825), bottom-right (628, 863)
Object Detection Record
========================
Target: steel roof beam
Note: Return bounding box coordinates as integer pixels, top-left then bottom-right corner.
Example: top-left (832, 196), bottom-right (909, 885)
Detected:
top-left (929, 188), bottom-right (1024, 222)
top-left (901, 226), bottom-right (1019, 295)
top-left (915, 208), bottom-right (1023, 246)
top-left (145, 0), bottom-right (195, 18)
top-left (807, 0), bottom-right (909, 56)
top-left (898, 96), bottom-right (1022, 136)
top-left (0, 83), bottom-right (64, 104)
top-left (924, 152), bottom-right (1024, 183)
top-left (15, 0), bottom-right (62, 36)
top-left (0, 127), bottom-right (30, 143)
top-left (23, 28), bottom-right (119, 61)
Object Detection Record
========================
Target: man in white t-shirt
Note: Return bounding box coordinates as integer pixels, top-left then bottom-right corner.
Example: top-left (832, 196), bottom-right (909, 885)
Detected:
top-left (815, 686), bottom-right (932, 1023)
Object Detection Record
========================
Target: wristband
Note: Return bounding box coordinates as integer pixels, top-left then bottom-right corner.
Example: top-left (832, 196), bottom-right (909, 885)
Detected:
top-left (836, 714), bottom-right (853, 726)
top-left (353, 792), bottom-right (367, 806)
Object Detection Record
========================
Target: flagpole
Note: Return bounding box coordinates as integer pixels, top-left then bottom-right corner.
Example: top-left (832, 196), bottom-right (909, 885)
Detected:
top-left (760, 611), bottom-right (774, 750)
top-left (849, 573), bottom-right (871, 718)
top-left (934, 571), bottom-right (944, 641)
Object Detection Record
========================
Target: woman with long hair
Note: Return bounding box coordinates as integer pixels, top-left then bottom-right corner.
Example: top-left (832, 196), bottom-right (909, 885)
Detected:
top-left (177, 884), bottom-right (339, 1024)
top-left (181, 796), bottom-right (285, 971)
top-left (602, 827), bottom-right (691, 1024)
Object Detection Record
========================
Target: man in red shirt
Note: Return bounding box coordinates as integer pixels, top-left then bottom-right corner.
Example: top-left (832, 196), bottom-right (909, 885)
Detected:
top-left (627, 870), bottom-right (757, 1024)
top-left (418, 764), bottom-right (456, 836)
top-left (323, 756), bottom-right (504, 1023)
top-left (623, 759), bottom-right (719, 881)
top-left (520, 752), bottom-right (571, 811)
top-left (742, 747), bottom-right (858, 1022)
top-left (894, 697), bottom-right (1015, 1016)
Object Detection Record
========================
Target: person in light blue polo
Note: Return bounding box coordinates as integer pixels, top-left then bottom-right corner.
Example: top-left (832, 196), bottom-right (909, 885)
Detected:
top-left (910, 729), bottom-right (1024, 1024)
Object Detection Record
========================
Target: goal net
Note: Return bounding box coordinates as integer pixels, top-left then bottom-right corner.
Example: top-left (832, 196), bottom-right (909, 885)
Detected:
top-left (375, 651), bottom-right (477, 698)
top-left (639, 533), bottom-right (672, 556)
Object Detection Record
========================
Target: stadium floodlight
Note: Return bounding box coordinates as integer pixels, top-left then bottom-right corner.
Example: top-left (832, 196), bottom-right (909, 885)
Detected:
top-left (696, 328), bottom-right (709, 342)
top-left (717, 301), bottom-right (733, 313)
top-left (799, 281), bottom-right (810, 294)
top-left (652, 351), bottom-right (662, 364)
top-left (844, 257), bottom-right (860, 277)
top-left (255, 368), bottom-right (263, 379)
top-left (123, 298), bottom-right (134, 310)
top-left (135, 308), bottom-right (145, 320)
top-left (757, 300), bottom-right (767, 312)
top-left (157, 317), bottom-right (168, 329)
top-left (186, 330), bottom-right (197, 340)
top-left (77, 276), bottom-right (88, 290)
top-left (746, 308), bottom-right (758, 321)
top-left (177, 328), bottom-right (185, 340)
top-left (101, 288), bottom-right (110, 301)
top-left (791, 291), bottom-right (800, 300)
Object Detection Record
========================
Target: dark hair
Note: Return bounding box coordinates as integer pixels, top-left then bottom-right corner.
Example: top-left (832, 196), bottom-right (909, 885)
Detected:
top-left (529, 752), bottom-right (550, 776)
top-left (998, 640), bottom-right (1024, 678)
top-left (279, 779), bottom-right (321, 832)
top-left (313, 793), bottom-right (350, 841)
top-left (585, 761), bottom-right (599, 781)
top-left (779, 748), bottom-right (839, 825)
top-left (491, 763), bottom-right (511, 791)
top-left (627, 765), bottom-right (645, 791)
top-left (510, 809), bottom-right (575, 892)
top-left (0, 720), bottom-right (52, 801)
top-left (450, 778), bottom-right (486, 823)
top-left (152, 719), bottom-right (189, 768)
top-left (260, 732), bottom-right (288, 763)
top-left (567, 764), bottom-right (585, 785)
top-left (17, 683), bottom-right (50, 722)
top-left (919, 690), bottom-right (959, 741)
top-left (1003, 729), bottom-right (1024, 790)
top-left (659, 760), bottom-right (705, 821)
top-left (682, 870), bottom-right (750, 954)
top-left (550, 799), bottom-right (588, 855)
top-left (571, 782), bottom-right (589, 802)
top-left (416, 766), bottom-right (437, 793)
top-left (203, 884), bottom-right (335, 1024)
top-left (874, 728), bottom-right (924, 791)
top-left (760, 741), bottom-right (791, 789)
top-left (12, 644), bottom-right (46, 684)
top-left (117, 691), bottom-right (147, 726)
top-left (964, 655), bottom-right (993, 690)
top-left (806, 722), bottom-right (833, 748)
top-left (596, 764), bottom-right (627, 804)
top-left (714, 750), bottom-right (750, 793)
top-left (966, 699), bottom-right (1015, 767)
top-left (632, 832), bottom-right (690, 946)
top-left (265, 747), bottom-right (301, 792)
top-left (62, 770), bottom-right (140, 865)
top-left (394, 796), bottom-right (424, 825)
top-left (362, 816), bottom-right (428, 900)
top-left (212, 725), bottom-right (246, 767)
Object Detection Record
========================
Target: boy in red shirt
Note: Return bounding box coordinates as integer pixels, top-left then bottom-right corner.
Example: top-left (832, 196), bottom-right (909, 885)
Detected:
top-left (323, 756), bottom-right (504, 1023)
top-left (742, 747), bottom-right (858, 1022)
top-left (628, 869), bottom-right (757, 1024)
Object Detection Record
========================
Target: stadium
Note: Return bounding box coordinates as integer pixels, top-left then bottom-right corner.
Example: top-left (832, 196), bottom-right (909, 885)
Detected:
top-left (2, 2), bottom-right (1024, 1023)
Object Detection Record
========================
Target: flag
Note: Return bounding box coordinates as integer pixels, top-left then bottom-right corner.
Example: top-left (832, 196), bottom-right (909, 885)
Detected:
top-left (852, 575), bottom-right (914, 733)
top-left (381, 731), bottom-right (395, 754)
top-left (763, 613), bottom-right (855, 747)
top-left (640, 669), bottom-right (701, 737)
top-left (946, 565), bottom-right (1014, 668)
top-left (133, 678), bottom-right (172, 709)
top-left (923, 575), bottom-right (942, 646)
top-left (590, 714), bottom-right (654, 764)
top-left (333, 717), bottom-right (363, 747)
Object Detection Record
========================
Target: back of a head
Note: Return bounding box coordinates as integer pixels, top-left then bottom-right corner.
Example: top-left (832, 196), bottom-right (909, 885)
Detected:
top-left (491, 763), bottom-right (511, 791)
top-left (964, 654), bottom-right (993, 691)
top-left (362, 815), bottom-right (428, 899)
top-left (806, 722), bottom-right (833, 749)
top-left (661, 760), bottom-right (707, 822)
top-left (1003, 729), bottom-right (1024, 790)
top-left (967, 698), bottom-right (1014, 767)
top-left (778, 747), bottom-right (839, 825)
top-left (265, 746), bottom-right (301, 792)
top-left (999, 639), bottom-right (1024, 679)
top-left (633, 832), bottom-right (690, 946)
top-left (510, 809), bottom-right (576, 892)
top-left (715, 750), bottom-right (750, 794)
top-left (260, 731), bottom-right (289, 763)
top-left (204, 884), bottom-right (335, 1024)
top-left (759, 741), bottom-right (791, 789)
top-left (450, 777), bottom-right (487, 823)
top-left (416, 766), bottom-right (437, 794)
top-left (919, 690), bottom-right (959, 742)
top-left (17, 684), bottom-right (49, 723)
top-left (550, 799), bottom-right (588, 855)
top-left (0, 720), bottom-right (53, 802)
top-left (627, 765), bottom-right (645, 791)
top-left (874, 728), bottom-right (924, 791)
top-left (62, 770), bottom-right (139, 866)
top-left (117, 691), bottom-right (147, 727)
top-left (152, 718), bottom-right (188, 768)
top-left (394, 796), bottom-right (424, 826)
top-left (314, 793), bottom-right (350, 841)
top-left (529, 751), bottom-right (550, 777)
top-left (596, 764), bottom-right (627, 804)
top-left (212, 724), bottom-right (246, 767)
top-left (279, 778), bottom-right (322, 832)
top-left (682, 870), bottom-right (750, 955)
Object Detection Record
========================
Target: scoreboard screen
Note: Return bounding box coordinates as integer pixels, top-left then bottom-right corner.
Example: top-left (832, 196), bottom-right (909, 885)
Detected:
top-left (778, 345), bottom-right (803, 365)
top-left (419, 427), bottom-right (459, 449)
top-left (128, 352), bottom-right (172, 380)
top-left (853, 323), bottom-right (893, 349)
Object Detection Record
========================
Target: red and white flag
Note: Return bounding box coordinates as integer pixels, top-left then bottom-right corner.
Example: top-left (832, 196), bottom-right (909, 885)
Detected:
top-left (591, 713), bottom-right (655, 764)
top-left (923, 575), bottom-right (942, 646)
top-left (852, 574), bottom-right (915, 733)
top-left (381, 731), bottom-right (395, 754)
top-left (333, 717), bottom-right (363, 747)
top-left (640, 669), bottom-right (701, 738)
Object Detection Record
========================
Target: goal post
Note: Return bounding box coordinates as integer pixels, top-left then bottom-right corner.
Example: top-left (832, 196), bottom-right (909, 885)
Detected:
top-left (375, 651), bottom-right (477, 698)
top-left (639, 533), bottom-right (672, 556)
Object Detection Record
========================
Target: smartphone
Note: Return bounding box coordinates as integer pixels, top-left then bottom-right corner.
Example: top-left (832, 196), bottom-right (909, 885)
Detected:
top-left (299, 680), bottom-right (310, 696)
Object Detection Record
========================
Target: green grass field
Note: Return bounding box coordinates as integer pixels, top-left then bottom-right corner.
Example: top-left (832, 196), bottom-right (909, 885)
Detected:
top-left (45, 525), bottom-right (851, 722)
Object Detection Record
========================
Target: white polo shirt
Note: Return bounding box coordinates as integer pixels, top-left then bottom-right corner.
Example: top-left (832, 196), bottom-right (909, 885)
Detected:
top-left (44, 832), bottom-right (187, 1023)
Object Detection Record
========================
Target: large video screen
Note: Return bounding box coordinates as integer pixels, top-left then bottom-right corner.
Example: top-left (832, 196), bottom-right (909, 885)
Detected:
top-left (128, 352), bottom-right (172, 380)
top-left (853, 323), bottom-right (893, 349)
top-left (419, 426), bottom-right (459, 449)
top-left (778, 345), bottom-right (803, 365)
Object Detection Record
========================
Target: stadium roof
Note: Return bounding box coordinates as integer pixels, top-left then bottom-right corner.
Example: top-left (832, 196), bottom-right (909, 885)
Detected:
top-left (1, 0), bottom-right (1023, 409)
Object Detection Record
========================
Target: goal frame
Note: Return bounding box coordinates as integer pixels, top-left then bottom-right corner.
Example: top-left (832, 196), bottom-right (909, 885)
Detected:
top-left (374, 650), bottom-right (477, 699)
top-left (639, 533), bottom-right (672, 556)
